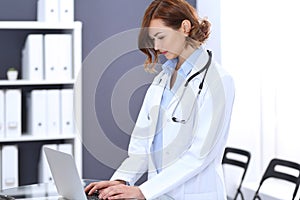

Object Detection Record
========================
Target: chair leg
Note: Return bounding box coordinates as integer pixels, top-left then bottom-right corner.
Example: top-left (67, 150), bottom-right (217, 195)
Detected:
top-left (233, 189), bottom-right (244, 200)
top-left (240, 191), bottom-right (245, 200)
top-left (252, 194), bottom-right (262, 200)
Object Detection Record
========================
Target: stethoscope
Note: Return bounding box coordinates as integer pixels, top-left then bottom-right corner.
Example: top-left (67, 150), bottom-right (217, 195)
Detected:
top-left (171, 50), bottom-right (212, 124)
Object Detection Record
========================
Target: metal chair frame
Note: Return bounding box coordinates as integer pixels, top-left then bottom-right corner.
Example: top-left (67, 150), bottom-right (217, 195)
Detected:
top-left (252, 158), bottom-right (300, 200)
top-left (222, 147), bottom-right (251, 200)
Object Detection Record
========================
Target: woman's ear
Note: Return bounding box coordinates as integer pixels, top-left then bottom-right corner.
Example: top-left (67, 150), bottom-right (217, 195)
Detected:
top-left (180, 19), bottom-right (192, 36)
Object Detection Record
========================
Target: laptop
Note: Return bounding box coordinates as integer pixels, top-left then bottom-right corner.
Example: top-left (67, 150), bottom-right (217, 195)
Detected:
top-left (44, 147), bottom-right (99, 200)
top-left (44, 147), bottom-right (173, 200)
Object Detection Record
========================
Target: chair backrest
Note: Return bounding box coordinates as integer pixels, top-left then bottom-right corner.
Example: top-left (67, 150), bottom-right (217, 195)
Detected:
top-left (253, 158), bottom-right (300, 200)
top-left (222, 147), bottom-right (251, 200)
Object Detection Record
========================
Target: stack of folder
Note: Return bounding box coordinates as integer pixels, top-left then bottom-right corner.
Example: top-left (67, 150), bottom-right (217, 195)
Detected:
top-left (37, 0), bottom-right (74, 22)
top-left (0, 89), bottom-right (22, 139)
top-left (27, 89), bottom-right (74, 136)
top-left (22, 34), bottom-right (73, 81)
top-left (44, 34), bottom-right (73, 81)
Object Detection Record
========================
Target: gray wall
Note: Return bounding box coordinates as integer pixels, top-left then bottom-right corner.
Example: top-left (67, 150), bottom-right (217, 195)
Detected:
top-left (76, 0), bottom-right (153, 182)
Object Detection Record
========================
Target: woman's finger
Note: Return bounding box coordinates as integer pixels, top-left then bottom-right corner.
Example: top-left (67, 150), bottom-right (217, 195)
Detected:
top-left (99, 185), bottom-right (124, 199)
top-left (84, 182), bottom-right (97, 193)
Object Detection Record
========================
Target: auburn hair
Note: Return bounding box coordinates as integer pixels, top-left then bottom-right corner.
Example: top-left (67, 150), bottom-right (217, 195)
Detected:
top-left (138, 0), bottom-right (211, 72)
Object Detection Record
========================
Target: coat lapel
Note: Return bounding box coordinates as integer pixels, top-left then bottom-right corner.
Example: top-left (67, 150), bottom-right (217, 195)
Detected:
top-left (147, 72), bottom-right (169, 144)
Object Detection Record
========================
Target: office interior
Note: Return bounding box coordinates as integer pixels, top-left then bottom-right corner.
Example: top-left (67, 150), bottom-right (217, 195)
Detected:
top-left (0, 0), bottom-right (300, 199)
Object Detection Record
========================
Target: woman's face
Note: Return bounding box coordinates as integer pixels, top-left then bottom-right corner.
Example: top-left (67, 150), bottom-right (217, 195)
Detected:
top-left (149, 19), bottom-right (186, 60)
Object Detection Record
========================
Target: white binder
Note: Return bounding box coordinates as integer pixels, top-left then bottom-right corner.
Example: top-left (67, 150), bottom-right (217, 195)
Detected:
top-left (22, 34), bottom-right (44, 80)
top-left (58, 143), bottom-right (73, 155)
top-left (59, 0), bottom-right (74, 22)
top-left (5, 90), bottom-right (21, 138)
top-left (38, 144), bottom-right (57, 183)
top-left (37, 0), bottom-right (59, 22)
top-left (44, 34), bottom-right (72, 81)
top-left (57, 34), bottom-right (72, 80)
top-left (46, 90), bottom-right (61, 135)
top-left (27, 90), bottom-right (47, 136)
top-left (0, 90), bottom-right (4, 138)
top-left (44, 34), bottom-right (59, 81)
top-left (0, 146), bottom-right (2, 189)
top-left (1, 145), bottom-right (18, 189)
top-left (60, 89), bottom-right (74, 135)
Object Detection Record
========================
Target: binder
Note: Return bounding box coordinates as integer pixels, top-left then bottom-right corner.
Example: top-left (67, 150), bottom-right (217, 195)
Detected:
top-left (57, 34), bottom-right (72, 80)
top-left (59, 0), bottom-right (74, 22)
top-left (0, 146), bottom-right (2, 189)
top-left (60, 89), bottom-right (74, 135)
top-left (0, 90), bottom-right (4, 138)
top-left (44, 34), bottom-right (72, 81)
top-left (22, 34), bottom-right (44, 80)
top-left (1, 145), bottom-right (18, 189)
top-left (27, 90), bottom-right (47, 136)
top-left (58, 143), bottom-right (73, 156)
top-left (38, 144), bottom-right (57, 183)
top-left (46, 90), bottom-right (61, 135)
top-left (5, 90), bottom-right (21, 138)
top-left (37, 0), bottom-right (59, 22)
top-left (44, 34), bottom-right (59, 80)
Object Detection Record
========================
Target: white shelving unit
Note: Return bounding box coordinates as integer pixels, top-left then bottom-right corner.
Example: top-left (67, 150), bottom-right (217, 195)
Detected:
top-left (0, 80), bottom-right (75, 86)
top-left (0, 21), bottom-right (83, 188)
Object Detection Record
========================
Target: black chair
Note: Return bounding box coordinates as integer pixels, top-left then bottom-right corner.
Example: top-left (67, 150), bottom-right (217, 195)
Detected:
top-left (252, 158), bottom-right (300, 200)
top-left (222, 147), bottom-right (251, 200)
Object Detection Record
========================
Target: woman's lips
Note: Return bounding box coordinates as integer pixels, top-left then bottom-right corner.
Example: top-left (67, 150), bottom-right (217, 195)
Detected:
top-left (161, 51), bottom-right (168, 55)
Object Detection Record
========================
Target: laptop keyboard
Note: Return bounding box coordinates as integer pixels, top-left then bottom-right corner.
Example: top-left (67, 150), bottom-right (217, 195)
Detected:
top-left (86, 193), bottom-right (100, 200)
top-left (87, 196), bottom-right (100, 200)
top-left (86, 194), bottom-right (100, 200)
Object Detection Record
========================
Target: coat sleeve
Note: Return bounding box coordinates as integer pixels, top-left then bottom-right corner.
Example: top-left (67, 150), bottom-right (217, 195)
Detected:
top-left (139, 71), bottom-right (235, 199)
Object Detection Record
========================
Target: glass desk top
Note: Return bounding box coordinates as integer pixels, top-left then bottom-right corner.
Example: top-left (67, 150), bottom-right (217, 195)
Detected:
top-left (0, 180), bottom-right (173, 200)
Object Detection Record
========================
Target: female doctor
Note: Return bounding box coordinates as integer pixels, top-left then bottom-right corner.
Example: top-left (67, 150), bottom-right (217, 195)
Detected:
top-left (85, 0), bottom-right (235, 199)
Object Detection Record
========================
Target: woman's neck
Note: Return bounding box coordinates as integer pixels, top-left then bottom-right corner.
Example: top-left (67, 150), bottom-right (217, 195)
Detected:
top-left (176, 45), bottom-right (199, 71)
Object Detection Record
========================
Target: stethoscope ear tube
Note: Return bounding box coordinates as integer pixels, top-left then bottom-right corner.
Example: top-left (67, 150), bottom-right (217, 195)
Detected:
top-left (185, 50), bottom-right (212, 87)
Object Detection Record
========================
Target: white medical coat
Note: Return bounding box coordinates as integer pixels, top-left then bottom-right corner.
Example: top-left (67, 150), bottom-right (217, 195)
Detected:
top-left (111, 50), bottom-right (235, 200)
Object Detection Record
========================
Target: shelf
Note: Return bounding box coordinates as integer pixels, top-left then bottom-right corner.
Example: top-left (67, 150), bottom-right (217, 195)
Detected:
top-left (0, 79), bottom-right (75, 86)
top-left (0, 20), bottom-right (83, 184)
top-left (0, 21), bottom-right (82, 30)
top-left (0, 134), bottom-right (76, 143)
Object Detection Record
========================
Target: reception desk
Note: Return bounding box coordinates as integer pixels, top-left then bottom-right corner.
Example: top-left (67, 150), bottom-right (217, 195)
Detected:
top-left (0, 180), bottom-right (173, 200)
top-left (0, 181), bottom-right (63, 200)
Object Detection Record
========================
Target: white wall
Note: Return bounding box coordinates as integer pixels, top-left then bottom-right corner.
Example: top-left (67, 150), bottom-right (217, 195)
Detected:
top-left (196, 0), bottom-right (221, 64)
top-left (199, 0), bottom-right (300, 196)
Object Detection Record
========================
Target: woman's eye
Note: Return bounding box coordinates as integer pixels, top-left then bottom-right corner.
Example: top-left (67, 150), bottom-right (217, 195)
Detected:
top-left (150, 37), bottom-right (155, 42)
top-left (158, 36), bottom-right (165, 40)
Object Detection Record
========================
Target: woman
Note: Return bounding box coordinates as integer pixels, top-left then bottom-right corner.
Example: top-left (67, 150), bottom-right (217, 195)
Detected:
top-left (85, 0), bottom-right (235, 199)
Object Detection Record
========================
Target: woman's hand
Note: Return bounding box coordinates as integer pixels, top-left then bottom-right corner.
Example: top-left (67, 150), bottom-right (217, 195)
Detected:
top-left (84, 180), bottom-right (145, 199)
top-left (98, 184), bottom-right (145, 200)
top-left (84, 180), bottom-right (124, 196)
